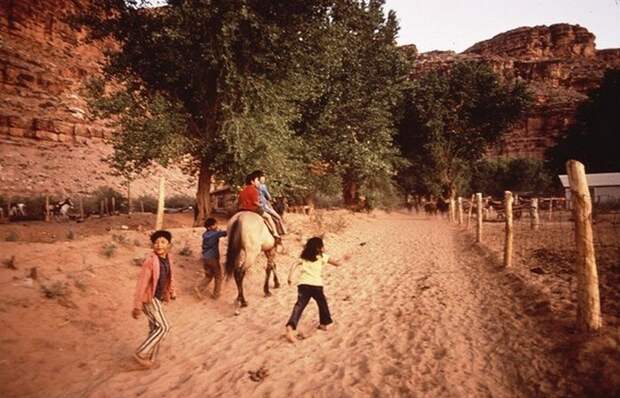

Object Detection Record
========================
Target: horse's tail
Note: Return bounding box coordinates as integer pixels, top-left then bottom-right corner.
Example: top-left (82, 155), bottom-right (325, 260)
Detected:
top-left (224, 216), bottom-right (242, 278)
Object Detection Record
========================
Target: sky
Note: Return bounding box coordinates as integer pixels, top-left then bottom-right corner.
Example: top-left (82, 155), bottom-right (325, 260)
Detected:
top-left (383, 0), bottom-right (620, 52)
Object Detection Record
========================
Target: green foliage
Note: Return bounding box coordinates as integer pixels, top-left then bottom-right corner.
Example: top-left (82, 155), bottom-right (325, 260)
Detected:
top-left (294, 0), bottom-right (408, 203)
top-left (547, 68), bottom-right (620, 173)
top-left (396, 61), bottom-right (532, 197)
top-left (75, 1), bottom-right (335, 221)
top-left (469, 158), bottom-right (557, 197)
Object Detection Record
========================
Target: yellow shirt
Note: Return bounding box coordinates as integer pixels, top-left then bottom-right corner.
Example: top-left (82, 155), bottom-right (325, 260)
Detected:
top-left (297, 254), bottom-right (330, 286)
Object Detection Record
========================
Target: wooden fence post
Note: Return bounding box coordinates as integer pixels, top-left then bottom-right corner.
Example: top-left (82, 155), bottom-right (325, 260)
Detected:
top-left (155, 176), bottom-right (166, 230)
top-left (111, 197), bottom-right (116, 215)
top-left (100, 200), bottom-right (104, 217)
top-left (530, 198), bottom-right (539, 230)
top-left (457, 197), bottom-right (463, 225)
top-left (566, 160), bottom-right (602, 332)
top-left (476, 193), bottom-right (483, 243)
top-left (504, 191), bottom-right (513, 267)
top-left (140, 200), bottom-right (145, 213)
top-left (448, 197), bottom-right (454, 222)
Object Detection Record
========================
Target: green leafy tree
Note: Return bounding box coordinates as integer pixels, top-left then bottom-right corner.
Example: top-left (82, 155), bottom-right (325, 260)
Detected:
top-left (293, 0), bottom-right (408, 205)
top-left (75, 0), bottom-right (330, 225)
top-left (470, 158), bottom-right (556, 197)
top-left (547, 68), bottom-right (620, 173)
top-left (396, 62), bottom-right (531, 199)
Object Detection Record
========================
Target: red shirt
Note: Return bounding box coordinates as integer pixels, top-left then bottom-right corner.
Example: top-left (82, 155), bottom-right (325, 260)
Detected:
top-left (238, 185), bottom-right (260, 211)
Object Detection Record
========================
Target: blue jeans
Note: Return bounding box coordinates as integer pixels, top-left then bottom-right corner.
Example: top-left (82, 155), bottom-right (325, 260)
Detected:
top-left (286, 284), bottom-right (332, 329)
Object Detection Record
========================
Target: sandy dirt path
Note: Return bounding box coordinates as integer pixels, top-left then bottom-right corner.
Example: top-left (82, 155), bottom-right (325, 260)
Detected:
top-left (60, 212), bottom-right (574, 398)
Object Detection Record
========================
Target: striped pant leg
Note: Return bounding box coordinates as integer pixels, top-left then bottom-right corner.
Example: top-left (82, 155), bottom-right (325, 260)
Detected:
top-left (136, 298), bottom-right (170, 361)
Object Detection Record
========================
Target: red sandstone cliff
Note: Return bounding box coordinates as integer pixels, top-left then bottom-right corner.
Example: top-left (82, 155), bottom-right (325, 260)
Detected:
top-left (1, 3), bottom-right (619, 199)
top-left (0, 0), bottom-right (194, 198)
top-left (410, 24), bottom-right (620, 159)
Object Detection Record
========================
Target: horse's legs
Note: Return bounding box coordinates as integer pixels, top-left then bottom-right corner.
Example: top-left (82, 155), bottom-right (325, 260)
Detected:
top-left (272, 262), bottom-right (280, 289)
top-left (264, 265), bottom-right (272, 297)
top-left (234, 267), bottom-right (248, 307)
top-left (264, 249), bottom-right (279, 296)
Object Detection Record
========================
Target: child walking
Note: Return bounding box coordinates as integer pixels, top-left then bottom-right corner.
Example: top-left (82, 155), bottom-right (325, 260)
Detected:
top-left (197, 217), bottom-right (227, 299)
top-left (132, 230), bottom-right (176, 369)
top-left (285, 237), bottom-right (348, 343)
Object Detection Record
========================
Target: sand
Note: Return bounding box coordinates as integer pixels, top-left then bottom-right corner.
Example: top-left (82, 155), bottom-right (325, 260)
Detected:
top-left (0, 210), bottom-right (618, 397)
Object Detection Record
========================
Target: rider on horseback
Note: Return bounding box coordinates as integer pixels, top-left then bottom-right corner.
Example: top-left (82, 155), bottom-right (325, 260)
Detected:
top-left (238, 171), bottom-right (282, 245)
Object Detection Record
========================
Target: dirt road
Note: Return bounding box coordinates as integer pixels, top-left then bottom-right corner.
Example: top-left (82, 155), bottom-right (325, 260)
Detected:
top-left (0, 211), bottom-right (607, 397)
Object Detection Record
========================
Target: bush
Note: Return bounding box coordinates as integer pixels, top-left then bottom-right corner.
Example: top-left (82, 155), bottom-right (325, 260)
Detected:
top-left (85, 186), bottom-right (126, 215)
top-left (102, 243), bottom-right (117, 257)
top-left (41, 281), bottom-right (70, 299)
top-left (166, 194), bottom-right (194, 209)
top-left (314, 193), bottom-right (343, 209)
top-left (469, 158), bottom-right (558, 197)
top-left (5, 231), bottom-right (18, 241)
top-left (136, 195), bottom-right (158, 213)
top-left (178, 246), bottom-right (193, 256)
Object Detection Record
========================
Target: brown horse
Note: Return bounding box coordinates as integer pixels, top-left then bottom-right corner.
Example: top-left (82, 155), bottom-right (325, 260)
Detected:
top-left (225, 211), bottom-right (280, 308)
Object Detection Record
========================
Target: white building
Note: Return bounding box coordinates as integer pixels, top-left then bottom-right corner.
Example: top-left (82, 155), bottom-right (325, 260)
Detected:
top-left (558, 172), bottom-right (620, 203)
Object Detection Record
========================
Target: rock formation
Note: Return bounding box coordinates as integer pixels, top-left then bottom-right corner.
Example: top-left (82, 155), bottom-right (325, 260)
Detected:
top-left (1, 0), bottom-right (619, 201)
top-left (410, 24), bottom-right (620, 159)
top-left (0, 0), bottom-right (194, 198)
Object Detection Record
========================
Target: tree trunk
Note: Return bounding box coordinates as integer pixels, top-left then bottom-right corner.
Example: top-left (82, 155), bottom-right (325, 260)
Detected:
top-left (342, 177), bottom-right (358, 207)
top-left (194, 158), bottom-right (213, 227)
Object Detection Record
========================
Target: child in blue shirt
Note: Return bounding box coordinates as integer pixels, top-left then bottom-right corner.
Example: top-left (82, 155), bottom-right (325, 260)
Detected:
top-left (197, 217), bottom-right (227, 299)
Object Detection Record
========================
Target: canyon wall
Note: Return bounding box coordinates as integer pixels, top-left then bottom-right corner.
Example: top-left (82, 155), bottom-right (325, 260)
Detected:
top-left (0, 0), bottom-right (195, 198)
top-left (1, 1), bottom-right (619, 201)
top-left (410, 24), bottom-right (620, 159)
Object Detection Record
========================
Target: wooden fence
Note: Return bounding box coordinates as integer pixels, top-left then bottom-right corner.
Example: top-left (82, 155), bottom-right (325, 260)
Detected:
top-left (445, 160), bottom-right (603, 332)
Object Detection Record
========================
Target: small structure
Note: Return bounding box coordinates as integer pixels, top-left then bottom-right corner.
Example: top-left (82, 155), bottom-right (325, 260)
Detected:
top-left (558, 172), bottom-right (620, 204)
top-left (210, 186), bottom-right (236, 215)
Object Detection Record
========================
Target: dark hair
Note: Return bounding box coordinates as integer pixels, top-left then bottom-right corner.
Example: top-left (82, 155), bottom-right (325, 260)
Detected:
top-left (254, 170), bottom-right (264, 178)
top-left (150, 230), bottom-right (172, 243)
top-left (245, 171), bottom-right (261, 185)
top-left (204, 217), bottom-right (217, 228)
top-left (301, 237), bottom-right (324, 261)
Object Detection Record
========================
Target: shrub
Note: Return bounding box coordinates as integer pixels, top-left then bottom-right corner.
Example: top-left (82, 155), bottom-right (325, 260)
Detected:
top-left (41, 281), bottom-right (70, 299)
top-left (166, 194), bottom-right (195, 209)
top-left (2, 256), bottom-right (17, 270)
top-left (85, 186), bottom-right (126, 215)
top-left (5, 231), bottom-right (18, 241)
top-left (470, 158), bottom-right (558, 197)
top-left (102, 243), bottom-right (117, 257)
top-left (112, 233), bottom-right (129, 245)
top-left (178, 246), bottom-right (193, 256)
top-left (136, 195), bottom-right (158, 213)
